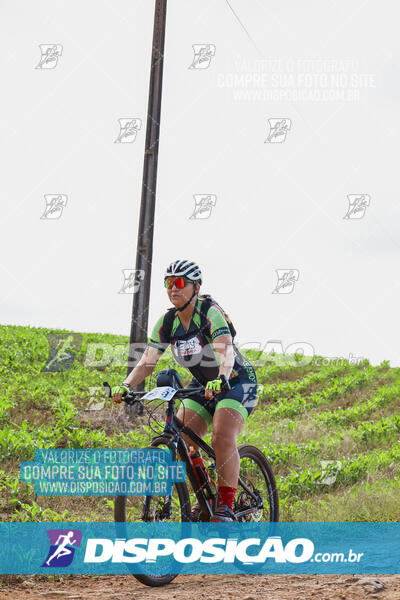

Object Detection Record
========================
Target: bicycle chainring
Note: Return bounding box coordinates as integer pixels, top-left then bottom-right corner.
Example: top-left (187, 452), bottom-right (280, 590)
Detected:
top-left (235, 489), bottom-right (264, 522)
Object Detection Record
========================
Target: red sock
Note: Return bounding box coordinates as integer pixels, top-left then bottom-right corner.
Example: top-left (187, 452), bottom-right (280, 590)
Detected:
top-left (218, 486), bottom-right (236, 510)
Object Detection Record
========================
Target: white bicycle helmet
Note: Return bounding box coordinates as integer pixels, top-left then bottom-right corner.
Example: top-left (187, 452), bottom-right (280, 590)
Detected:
top-left (164, 260), bottom-right (202, 285)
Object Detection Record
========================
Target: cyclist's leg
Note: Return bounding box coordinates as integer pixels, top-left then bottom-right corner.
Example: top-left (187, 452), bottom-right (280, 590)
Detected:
top-left (212, 378), bottom-right (258, 489)
top-left (176, 406), bottom-right (208, 451)
top-left (211, 406), bottom-right (244, 488)
top-left (176, 391), bottom-right (214, 518)
top-left (176, 378), bottom-right (214, 450)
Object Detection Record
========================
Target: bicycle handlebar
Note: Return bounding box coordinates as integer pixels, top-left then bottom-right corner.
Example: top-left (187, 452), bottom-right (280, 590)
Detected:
top-left (103, 376), bottom-right (231, 406)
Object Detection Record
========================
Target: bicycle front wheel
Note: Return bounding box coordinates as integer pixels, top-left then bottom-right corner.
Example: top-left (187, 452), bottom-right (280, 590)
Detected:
top-left (114, 437), bottom-right (191, 587)
top-left (235, 444), bottom-right (279, 522)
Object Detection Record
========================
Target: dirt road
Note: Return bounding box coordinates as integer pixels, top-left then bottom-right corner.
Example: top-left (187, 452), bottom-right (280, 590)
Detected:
top-left (2, 574), bottom-right (399, 600)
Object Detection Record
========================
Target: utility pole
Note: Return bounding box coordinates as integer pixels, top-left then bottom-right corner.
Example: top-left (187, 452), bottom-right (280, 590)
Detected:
top-left (126, 0), bottom-right (168, 417)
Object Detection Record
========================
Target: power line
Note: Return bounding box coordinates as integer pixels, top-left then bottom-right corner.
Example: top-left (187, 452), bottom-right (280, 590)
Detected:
top-left (224, 0), bottom-right (263, 57)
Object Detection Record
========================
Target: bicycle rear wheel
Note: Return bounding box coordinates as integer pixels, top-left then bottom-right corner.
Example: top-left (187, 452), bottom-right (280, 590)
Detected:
top-left (114, 438), bottom-right (191, 587)
top-left (235, 444), bottom-right (279, 522)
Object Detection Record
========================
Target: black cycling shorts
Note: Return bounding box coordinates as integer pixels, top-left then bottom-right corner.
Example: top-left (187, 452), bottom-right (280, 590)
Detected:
top-left (181, 371), bottom-right (258, 428)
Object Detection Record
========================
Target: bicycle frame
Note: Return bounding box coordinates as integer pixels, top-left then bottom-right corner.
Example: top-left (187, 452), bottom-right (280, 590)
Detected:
top-left (152, 393), bottom-right (265, 521)
top-left (103, 381), bottom-right (267, 521)
top-left (149, 392), bottom-right (216, 520)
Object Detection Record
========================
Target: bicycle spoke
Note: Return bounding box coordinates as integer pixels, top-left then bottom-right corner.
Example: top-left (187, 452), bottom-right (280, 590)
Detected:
top-left (235, 446), bottom-right (279, 522)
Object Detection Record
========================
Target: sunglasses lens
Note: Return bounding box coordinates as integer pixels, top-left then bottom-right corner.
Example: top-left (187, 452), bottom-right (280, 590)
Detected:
top-left (164, 277), bottom-right (188, 289)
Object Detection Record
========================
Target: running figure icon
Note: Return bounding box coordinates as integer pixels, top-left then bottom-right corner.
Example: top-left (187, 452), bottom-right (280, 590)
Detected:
top-left (45, 531), bottom-right (77, 566)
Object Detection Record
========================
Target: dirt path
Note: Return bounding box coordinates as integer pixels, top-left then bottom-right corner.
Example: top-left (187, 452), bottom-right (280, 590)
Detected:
top-left (2, 574), bottom-right (400, 600)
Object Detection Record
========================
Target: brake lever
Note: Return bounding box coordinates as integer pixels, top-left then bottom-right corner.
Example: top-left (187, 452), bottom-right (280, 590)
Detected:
top-left (123, 393), bottom-right (138, 406)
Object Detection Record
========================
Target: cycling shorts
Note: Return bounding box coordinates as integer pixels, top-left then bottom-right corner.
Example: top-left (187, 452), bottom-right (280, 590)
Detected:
top-left (181, 371), bottom-right (258, 429)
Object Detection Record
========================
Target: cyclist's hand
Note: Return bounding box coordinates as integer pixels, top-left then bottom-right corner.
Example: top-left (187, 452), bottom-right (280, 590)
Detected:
top-left (205, 378), bottom-right (222, 401)
top-left (111, 383), bottom-right (130, 404)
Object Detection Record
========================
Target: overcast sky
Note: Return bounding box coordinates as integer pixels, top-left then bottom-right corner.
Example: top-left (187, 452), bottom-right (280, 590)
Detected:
top-left (1, 0), bottom-right (400, 366)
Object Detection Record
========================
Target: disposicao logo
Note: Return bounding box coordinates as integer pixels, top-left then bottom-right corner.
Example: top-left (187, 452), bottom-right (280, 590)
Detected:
top-left (83, 536), bottom-right (314, 564)
top-left (42, 529), bottom-right (82, 567)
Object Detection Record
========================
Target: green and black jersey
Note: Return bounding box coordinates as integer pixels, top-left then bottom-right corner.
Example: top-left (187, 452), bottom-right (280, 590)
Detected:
top-left (147, 296), bottom-right (256, 386)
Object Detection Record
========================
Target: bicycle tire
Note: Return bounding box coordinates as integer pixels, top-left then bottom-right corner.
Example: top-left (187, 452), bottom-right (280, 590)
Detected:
top-left (114, 438), bottom-right (191, 587)
top-left (236, 444), bottom-right (279, 522)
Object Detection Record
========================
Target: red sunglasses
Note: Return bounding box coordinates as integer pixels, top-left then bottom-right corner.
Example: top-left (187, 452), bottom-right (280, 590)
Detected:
top-left (164, 277), bottom-right (192, 289)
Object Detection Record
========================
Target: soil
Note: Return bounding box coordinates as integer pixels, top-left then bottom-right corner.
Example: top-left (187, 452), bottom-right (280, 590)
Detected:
top-left (2, 574), bottom-right (400, 600)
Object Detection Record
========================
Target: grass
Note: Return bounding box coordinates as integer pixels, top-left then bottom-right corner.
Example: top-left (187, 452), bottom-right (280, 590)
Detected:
top-left (1, 323), bottom-right (399, 522)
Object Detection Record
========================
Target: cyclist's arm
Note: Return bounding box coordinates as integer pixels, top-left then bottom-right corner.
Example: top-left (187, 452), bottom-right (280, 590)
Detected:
top-left (123, 314), bottom-right (169, 389)
top-left (123, 346), bottom-right (162, 388)
top-left (123, 346), bottom-right (163, 389)
top-left (213, 334), bottom-right (235, 379)
top-left (206, 304), bottom-right (235, 379)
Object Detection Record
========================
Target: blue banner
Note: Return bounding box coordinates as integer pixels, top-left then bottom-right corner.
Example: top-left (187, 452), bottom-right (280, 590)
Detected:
top-left (0, 522), bottom-right (399, 574)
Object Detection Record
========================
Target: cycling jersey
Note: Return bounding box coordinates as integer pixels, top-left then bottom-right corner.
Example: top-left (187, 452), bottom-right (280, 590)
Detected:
top-left (147, 296), bottom-right (256, 387)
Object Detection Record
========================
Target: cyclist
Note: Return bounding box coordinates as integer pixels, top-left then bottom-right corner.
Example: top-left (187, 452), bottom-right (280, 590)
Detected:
top-left (112, 259), bottom-right (258, 522)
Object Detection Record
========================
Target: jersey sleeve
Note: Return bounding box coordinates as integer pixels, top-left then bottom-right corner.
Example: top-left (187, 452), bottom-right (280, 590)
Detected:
top-left (206, 305), bottom-right (231, 341)
top-left (147, 314), bottom-right (169, 353)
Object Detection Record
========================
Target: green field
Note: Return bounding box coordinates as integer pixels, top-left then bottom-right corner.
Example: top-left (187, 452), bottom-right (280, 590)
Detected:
top-left (1, 323), bottom-right (400, 523)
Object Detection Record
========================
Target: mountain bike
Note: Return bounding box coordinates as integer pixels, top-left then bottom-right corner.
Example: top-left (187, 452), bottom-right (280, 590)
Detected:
top-left (103, 369), bottom-right (279, 587)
